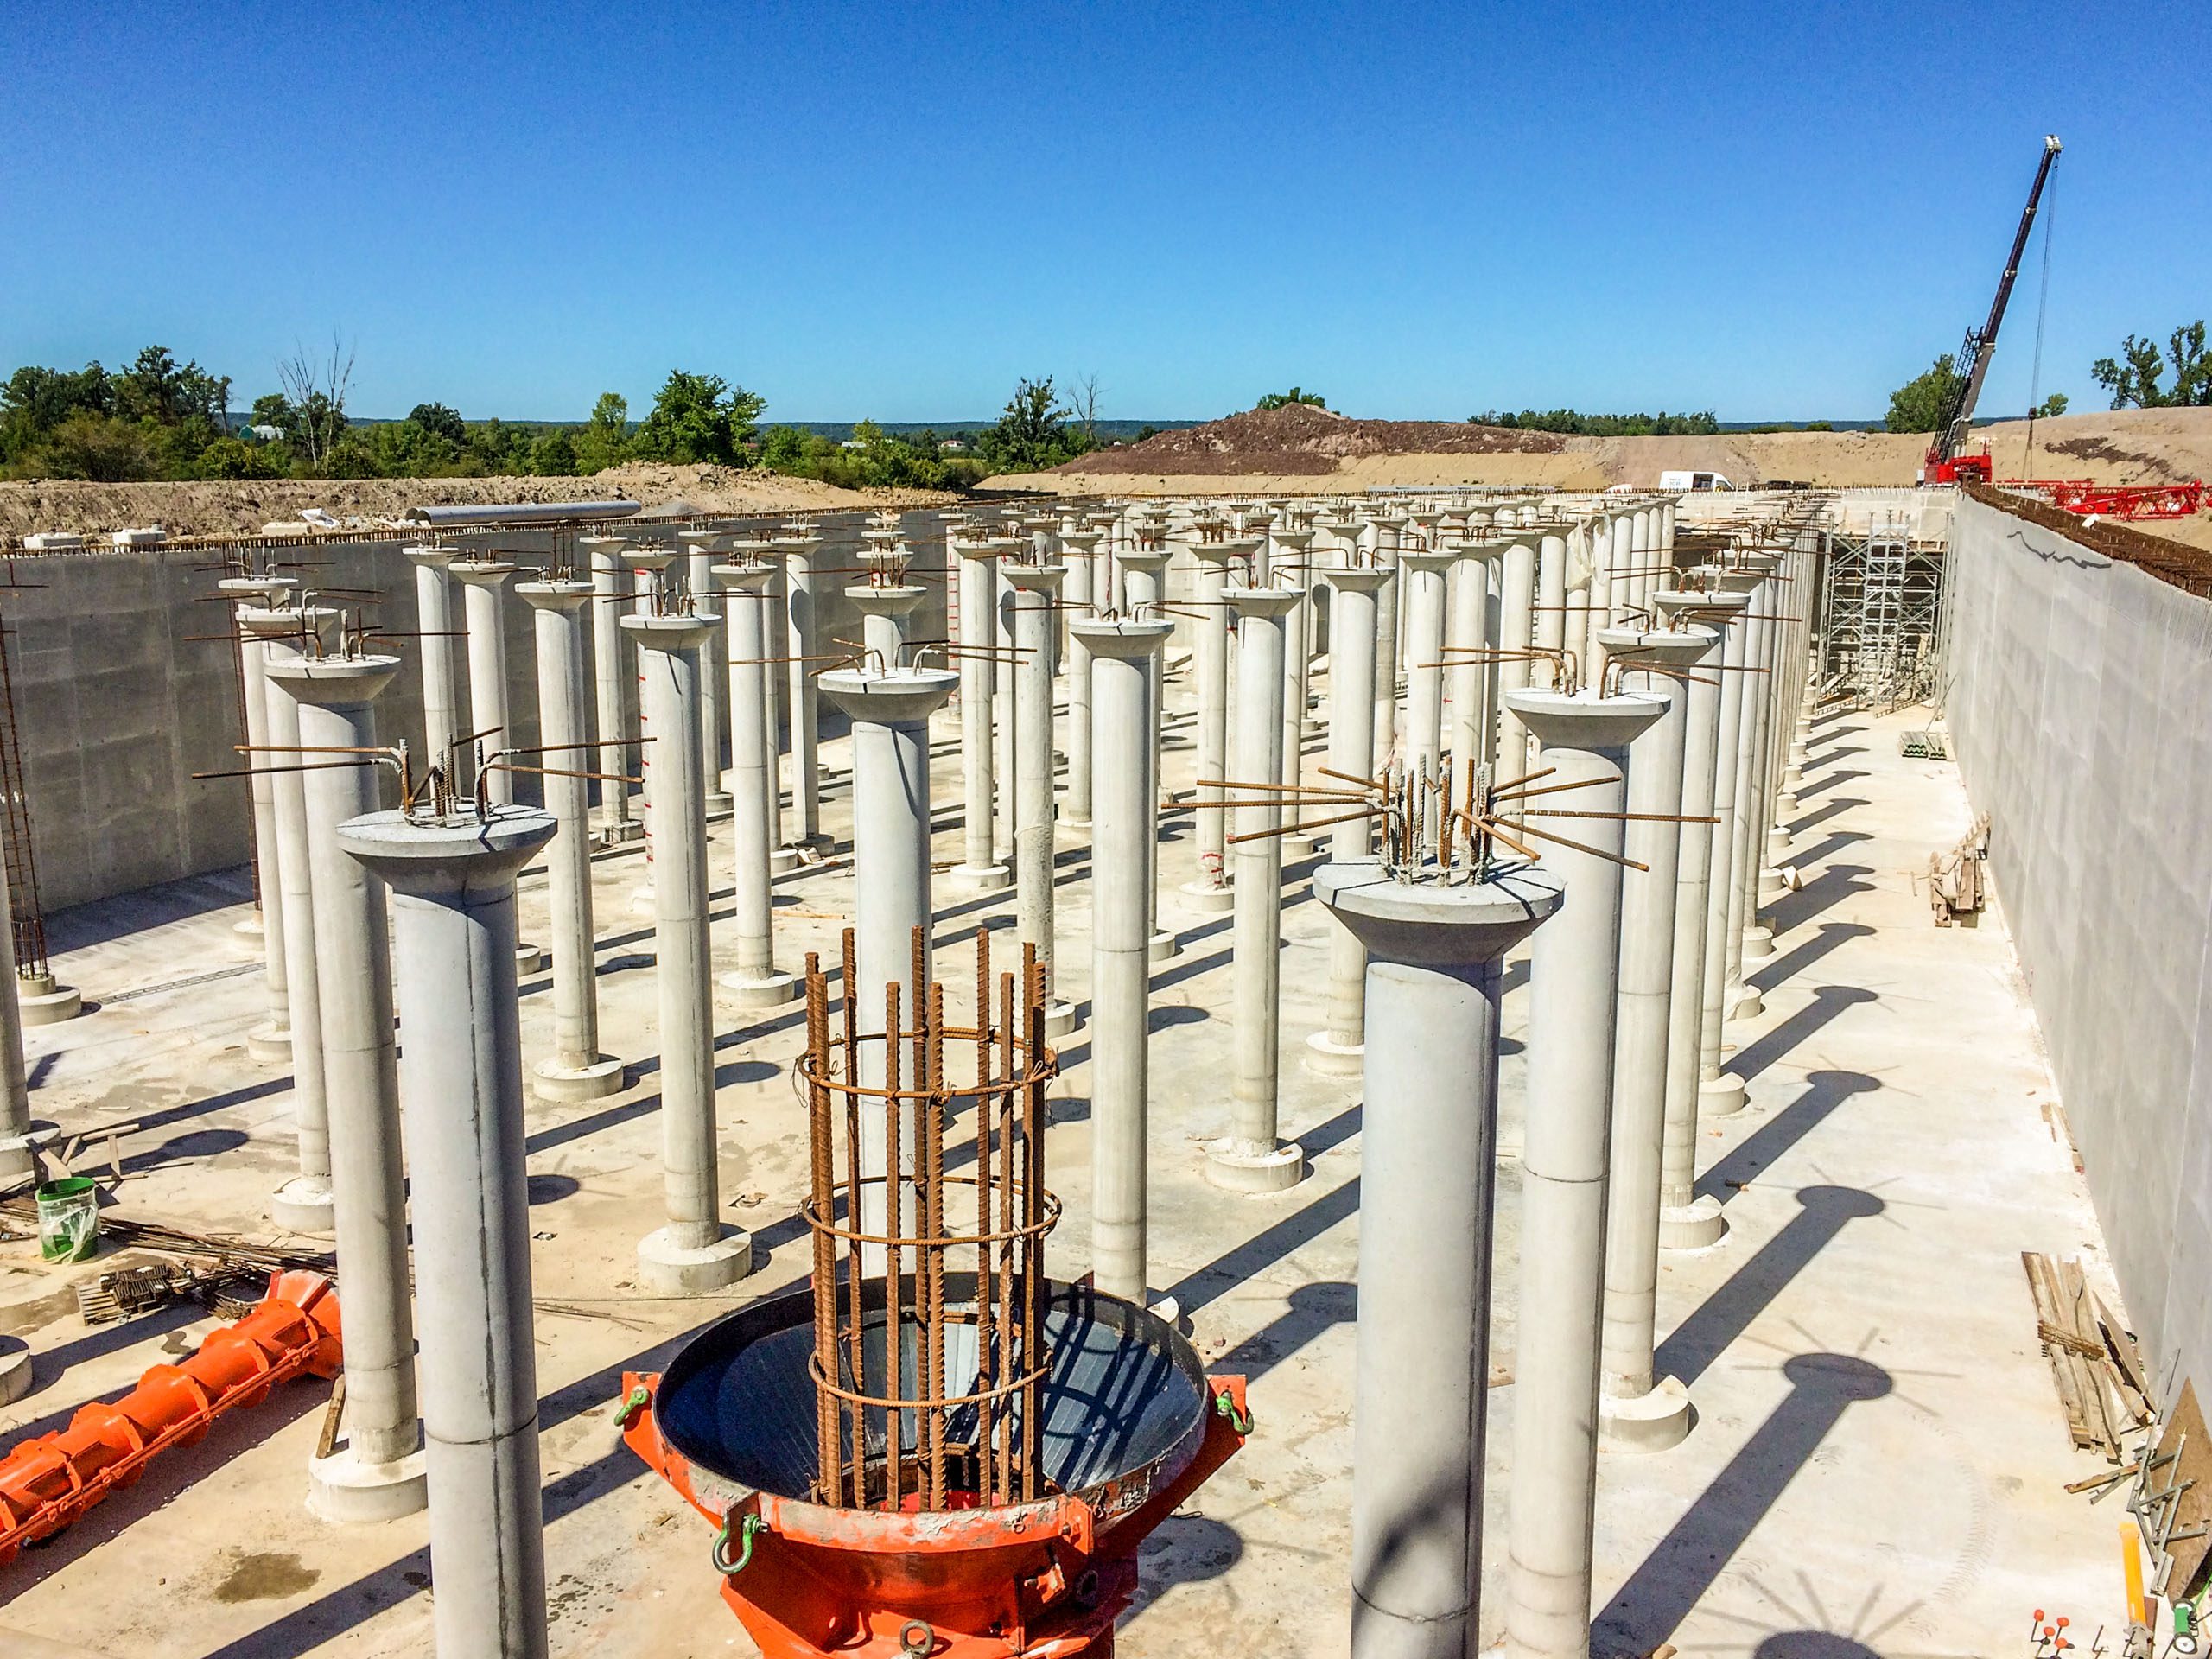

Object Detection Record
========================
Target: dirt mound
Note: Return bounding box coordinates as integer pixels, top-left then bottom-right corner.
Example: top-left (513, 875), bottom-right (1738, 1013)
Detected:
top-left (1058, 404), bottom-right (1568, 477)
top-left (0, 464), bottom-right (953, 542)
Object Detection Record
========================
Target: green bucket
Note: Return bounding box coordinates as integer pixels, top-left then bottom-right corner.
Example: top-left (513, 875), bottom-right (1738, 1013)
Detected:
top-left (35, 1176), bottom-right (99, 1262)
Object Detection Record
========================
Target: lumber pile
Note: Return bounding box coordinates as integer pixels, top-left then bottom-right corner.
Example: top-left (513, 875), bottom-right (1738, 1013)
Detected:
top-left (2023, 1251), bottom-right (2151, 1461)
top-left (1931, 812), bottom-right (1992, 925)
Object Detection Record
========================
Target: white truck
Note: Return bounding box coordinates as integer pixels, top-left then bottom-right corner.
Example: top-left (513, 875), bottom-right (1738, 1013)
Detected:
top-left (1658, 468), bottom-right (1736, 492)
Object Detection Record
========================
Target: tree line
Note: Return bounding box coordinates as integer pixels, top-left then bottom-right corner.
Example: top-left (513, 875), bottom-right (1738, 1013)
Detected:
top-left (1884, 315), bottom-right (2209, 434)
top-left (0, 347), bottom-right (1104, 492)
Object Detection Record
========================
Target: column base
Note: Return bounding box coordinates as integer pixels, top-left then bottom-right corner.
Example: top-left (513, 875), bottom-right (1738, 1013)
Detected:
top-left (769, 847), bottom-right (803, 874)
top-left (702, 791), bottom-right (734, 821)
top-left (1764, 823), bottom-right (1794, 859)
top-left (308, 1441), bottom-right (429, 1523)
top-left (1775, 791), bottom-right (1800, 820)
top-left (271, 1175), bottom-right (336, 1236)
top-left (1043, 999), bottom-right (1079, 1040)
top-left (1204, 1137), bottom-right (1306, 1194)
top-left (1177, 879), bottom-right (1235, 913)
top-left (721, 969), bottom-right (800, 1009)
top-left (638, 1224), bottom-right (754, 1294)
top-left (1661, 1196), bottom-right (1729, 1249)
top-left (594, 814), bottom-right (645, 845)
top-left (0, 1124), bottom-right (54, 1181)
top-left (1303, 1029), bottom-right (1364, 1077)
top-left (1699, 1073), bottom-right (1749, 1118)
top-left (515, 941), bottom-right (546, 976)
top-left (1061, 814), bottom-right (1092, 832)
top-left (1147, 1289), bottom-right (1190, 1333)
top-left (947, 861), bottom-right (1011, 894)
top-left (1740, 925), bottom-right (1777, 963)
top-left (246, 1023), bottom-right (293, 1064)
top-left (1147, 929), bottom-right (1179, 963)
top-left (232, 913), bottom-right (265, 939)
top-left (0, 1335), bottom-right (30, 1406)
top-left (1599, 1376), bottom-right (1694, 1452)
top-left (531, 1053), bottom-right (630, 1104)
top-left (19, 979), bottom-right (82, 1025)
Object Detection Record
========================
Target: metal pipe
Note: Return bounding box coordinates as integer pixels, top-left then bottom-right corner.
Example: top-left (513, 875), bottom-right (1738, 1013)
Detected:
top-left (404, 498), bottom-right (640, 527)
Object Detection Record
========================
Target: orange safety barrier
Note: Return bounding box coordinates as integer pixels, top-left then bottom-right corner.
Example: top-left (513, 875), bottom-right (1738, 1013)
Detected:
top-left (0, 1268), bottom-right (342, 1566)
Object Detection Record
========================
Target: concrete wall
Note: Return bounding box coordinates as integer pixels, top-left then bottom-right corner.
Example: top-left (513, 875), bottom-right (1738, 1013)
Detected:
top-left (1946, 492), bottom-right (2212, 1395)
top-left (7, 511), bottom-right (948, 915)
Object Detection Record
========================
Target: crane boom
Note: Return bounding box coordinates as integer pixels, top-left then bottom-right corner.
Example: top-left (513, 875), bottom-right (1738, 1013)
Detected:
top-left (1929, 134), bottom-right (2063, 479)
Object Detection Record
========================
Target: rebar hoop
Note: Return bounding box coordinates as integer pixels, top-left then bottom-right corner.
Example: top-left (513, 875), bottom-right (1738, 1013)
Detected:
top-left (801, 925), bottom-right (1060, 1514)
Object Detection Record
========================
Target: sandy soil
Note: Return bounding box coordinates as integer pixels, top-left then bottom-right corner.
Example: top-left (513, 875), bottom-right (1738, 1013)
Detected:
top-left (988, 405), bottom-right (2212, 502)
top-left (0, 462), bottom-right (955, 542)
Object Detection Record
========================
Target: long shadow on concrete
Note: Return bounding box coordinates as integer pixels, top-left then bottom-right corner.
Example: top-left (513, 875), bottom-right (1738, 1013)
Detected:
top-left (1785, 796), bottom-right (1867, 840)
top-left (1778, 830), bottom-right (1870, 875)
top-left (1792, 768), bottom-right (1867, 803)
top-left (1761, 867), bottom-right (1874, 937)
top-left (1695, 1071), bottom-right (1881, 1205)
top-left (1590, 1352), bottom-right (1893, 1658)
top-left (1654, 1186), bottom-right (1885, 1387)
top-left (10, 1300), bottom-right (209, 1405)
top-left (1748, 923), bottom-right (1874, 995)
top-left (1213, 1279), bottom-right (1356, 1382)
top-left (1725, 987), bottom-right (1877, 1084)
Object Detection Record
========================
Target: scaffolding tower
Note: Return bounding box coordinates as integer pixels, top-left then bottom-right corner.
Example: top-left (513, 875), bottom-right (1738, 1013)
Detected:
top-left (1820, 515), bottom-right (1948, 712)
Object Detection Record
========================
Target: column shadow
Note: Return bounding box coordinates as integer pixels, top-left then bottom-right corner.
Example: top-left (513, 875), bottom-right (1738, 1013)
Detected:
top-left (1654, 1186), bottom-right (1885, 1386)
top-left (1591, 1352), bottom-right (1894, 1658)
top-left (1762, 867), bottom-right (1873, 936)
top-left (1725, 987), bottom-right (1876, 1084)
top-left (1695, 1071), bottom-right (1881, 1205)
top-left (1748, 923), bottom-right (1874, 994)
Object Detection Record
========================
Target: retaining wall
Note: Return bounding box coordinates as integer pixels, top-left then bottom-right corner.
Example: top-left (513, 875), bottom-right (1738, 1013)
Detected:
top-left (1946, 492), bottom-right (2212, 1396)
top-left (8, 512), bottom-right (944, 915)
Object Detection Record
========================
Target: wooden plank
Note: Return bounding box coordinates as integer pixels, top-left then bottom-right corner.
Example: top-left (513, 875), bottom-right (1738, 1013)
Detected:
top-left (2023, 1251), bottom-right (2094, 1446)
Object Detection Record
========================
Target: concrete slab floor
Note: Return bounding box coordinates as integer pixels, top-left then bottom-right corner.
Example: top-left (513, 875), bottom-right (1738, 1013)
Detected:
top-left (0, 684), bottom-right (2128, 1656)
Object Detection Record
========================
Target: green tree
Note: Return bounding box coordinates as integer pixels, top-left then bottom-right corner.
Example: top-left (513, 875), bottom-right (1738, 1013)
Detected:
top-left (2031, 392), bottom-right (2069, 419)
top-left (193, 435), bottom-right (284, 480)
top-left (1885, 354), bottom-right (1967, 434)
top-left (977, 376), bottom-right (1089, 471)
top-left (1255, 386), bottom-right (1327, 411)
top-left (408, 402), bottom-right (467, 442)
top-left (531, 429), bottom-right (579, 476)
top-left (576, 392), bottom-right (632, 473)
top-left (31, 412), bottom-right (155, 480)
top-left (115, 346), bottom-right (229, 428)
top-left (2091, 323), bottom-right (2212, 409)
top-left (632, 371), bottom-right (765, 465)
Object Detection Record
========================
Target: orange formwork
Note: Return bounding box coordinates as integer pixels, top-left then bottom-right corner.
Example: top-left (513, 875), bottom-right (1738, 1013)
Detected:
top-left (0, 1268), bottom-right (342, 1567)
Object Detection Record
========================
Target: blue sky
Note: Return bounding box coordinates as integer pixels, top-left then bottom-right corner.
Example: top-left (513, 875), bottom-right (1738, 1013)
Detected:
top-left (4, 2), bottom-right (2205, 424)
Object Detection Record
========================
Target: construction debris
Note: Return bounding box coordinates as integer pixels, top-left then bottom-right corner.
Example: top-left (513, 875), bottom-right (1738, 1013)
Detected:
top-left (1931, 812), bottom-right (1991, 925)
top-left (2023, 1251), bottom-right (2152, 1462)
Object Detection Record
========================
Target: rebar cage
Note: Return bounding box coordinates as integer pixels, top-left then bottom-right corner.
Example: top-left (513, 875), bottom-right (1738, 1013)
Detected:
top-left (798, 925), bottom-right (1060, 1514)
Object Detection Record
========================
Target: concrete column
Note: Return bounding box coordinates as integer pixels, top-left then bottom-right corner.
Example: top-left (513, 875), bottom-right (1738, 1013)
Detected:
top-left (679, 530), bottom-right (734, 816)
top-left (243, 605), bottom-right (336, 1235)
top-left (1061, 526), bottom-right (1103, 827)
top-left (582, 535), bottom-right (637, 839)
top-left (1726, 561), bottom-right (1780, 1007)
top-left (450, 560), bottom-right (518, 807)
top-left (1535, 524), bottom-right (1567, 669)
top-left (1370, 515), bottom-right (1406, 766)
top-left (1315, 861), bottom-right (1562, 1659)
top-left (1498, 687), bottom-right (1661, 1659)
top-left (1608, 512), bottom-right (1634, 626)
top-left (1179, 541), bottom-right (1247, 911)
top-left (1586, 622), bottom-right (1712, 1455)
top-left (338, 804), bottom-right (556, 1659)
top-left (1305, 564), bottom-right (1389, 1078)
top-left (1399, 548), bottom-right (1454, 812)
top-left (1116, 546), bottom-right (1177, 963)
top-left (624, 545), bottom-right (677, 885)
top-left (1497, 530), bottom-right (1539, 795)
top-left (621, 613), bottom-right (753, 1294)
top-left (264, 653), bottom-right (429, 1522)
top-left (713, 560), bottom-right (799, 1010)
top-left (0, 806), bottom-right (35, 1180)
top-left (518, 581), bottom-right (628, 1101)
top-left (1698, 572), bottom-right (1758, 1119)
top-left (404, 544), bottom-right (462, 789)
top-left (949, 537), bottom-right (1010, 892)
top-left (1007, 563), bottom-right (1076, 1036)
top-left (1660, 589), bottom-right (1747, 1250)
top-left (1205, 585), bottom-right (1306, 1193)
top-left (1448, 537), bottom-right (1492, 775)
top-left (1629, 507), bottom-right (1654, 617)
top-left (781, 531), bottom-right (830, 849)
top-left (995, 555), bottom-right (1018, 855)
top-left (1077, 618), bottom-right (1174, 1306)
top-left (1589, 516), bottom-right (1618, 645)
top-left (1738, 553), bottom-right (1788, 980)
top-left (817, 667), bottom-right (958, 1270)
top-left (221, 575), bottom-right (295, 1061)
